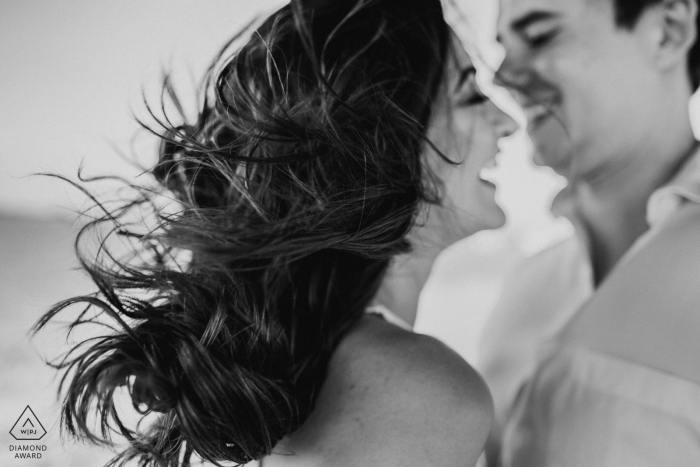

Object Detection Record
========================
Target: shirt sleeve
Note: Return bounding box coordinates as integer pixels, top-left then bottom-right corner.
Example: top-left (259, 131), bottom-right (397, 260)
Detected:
top-left (501, 348), bottom-right (700, 467)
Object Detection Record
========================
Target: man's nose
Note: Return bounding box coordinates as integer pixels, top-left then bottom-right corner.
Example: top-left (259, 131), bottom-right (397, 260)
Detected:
top-left (494, 52), bottom-right (527, 93)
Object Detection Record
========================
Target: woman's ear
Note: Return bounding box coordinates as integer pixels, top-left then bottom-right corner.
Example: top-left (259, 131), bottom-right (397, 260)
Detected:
top-left (654, 0), bottom-right (698, 71)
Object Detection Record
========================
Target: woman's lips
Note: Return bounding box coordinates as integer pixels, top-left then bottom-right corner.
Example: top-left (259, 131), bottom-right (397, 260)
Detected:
top-left (479, 178), bottom-right (497, 189)
top-left (479, 155), bottom-right (499, 188)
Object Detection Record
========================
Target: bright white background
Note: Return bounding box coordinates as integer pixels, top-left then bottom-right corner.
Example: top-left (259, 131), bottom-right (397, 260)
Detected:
top-left (0, 0), bottom-right (567, 233)
top-left (0, 1), bottom-right (573, 466)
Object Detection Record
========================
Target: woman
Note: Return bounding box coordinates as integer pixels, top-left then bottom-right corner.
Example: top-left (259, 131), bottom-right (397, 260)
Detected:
top-left (36, 0), bottom-right (516, 465)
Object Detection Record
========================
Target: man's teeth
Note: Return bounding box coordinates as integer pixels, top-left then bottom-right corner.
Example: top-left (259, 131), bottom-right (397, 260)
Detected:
top-left (524, 104), bottom-right (550, 122)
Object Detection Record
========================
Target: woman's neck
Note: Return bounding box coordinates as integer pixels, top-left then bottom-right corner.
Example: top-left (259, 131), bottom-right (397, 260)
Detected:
top-left (373, 230), bottom-right (445, 326)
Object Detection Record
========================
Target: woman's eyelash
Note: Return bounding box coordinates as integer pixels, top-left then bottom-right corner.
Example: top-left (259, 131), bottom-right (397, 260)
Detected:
top-left (458, 92), bottom-right (488, 107)
top-left (454, 73), bottom-right (487, 107)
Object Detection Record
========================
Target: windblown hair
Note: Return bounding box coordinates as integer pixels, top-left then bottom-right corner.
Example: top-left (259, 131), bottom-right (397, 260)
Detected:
top-left (35, 0), bottom-right (450, 465)
top-left (614, 0), bottom-right (700, 89)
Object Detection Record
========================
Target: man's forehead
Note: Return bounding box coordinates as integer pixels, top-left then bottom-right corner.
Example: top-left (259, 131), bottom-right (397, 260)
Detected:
top-left (498, 0), bottom-right (608, 32)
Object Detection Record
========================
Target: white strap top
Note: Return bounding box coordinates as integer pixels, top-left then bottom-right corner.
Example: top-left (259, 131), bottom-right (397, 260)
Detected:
top-left (365, 304), bottom-right (413, 330)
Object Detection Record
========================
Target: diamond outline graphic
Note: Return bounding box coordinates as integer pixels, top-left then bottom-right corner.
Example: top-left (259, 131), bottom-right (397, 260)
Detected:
top-left (10, 406), bottom-right (46, 441)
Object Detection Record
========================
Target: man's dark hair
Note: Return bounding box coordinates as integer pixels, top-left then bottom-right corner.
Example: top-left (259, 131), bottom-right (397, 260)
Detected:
top-left (614, 0), bottom-right (700, 89)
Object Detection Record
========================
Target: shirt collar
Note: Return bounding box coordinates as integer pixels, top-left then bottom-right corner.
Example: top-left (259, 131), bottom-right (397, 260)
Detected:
top-left (550, 142), bottom-right (700, 229)
top-left (548, 142), bottom-right (700, 288)
top-left (646, 143), bottom-right (700, 227)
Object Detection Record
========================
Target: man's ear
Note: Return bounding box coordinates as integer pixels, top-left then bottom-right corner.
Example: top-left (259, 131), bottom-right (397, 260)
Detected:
top-left (654, 0), bottom-right (698, 71)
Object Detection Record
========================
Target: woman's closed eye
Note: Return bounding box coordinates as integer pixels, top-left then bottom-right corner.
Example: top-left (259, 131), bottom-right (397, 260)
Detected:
top-left (455, 72), bottom-right (488, 108)
top-left (457, 90), bottom-right (488, 107)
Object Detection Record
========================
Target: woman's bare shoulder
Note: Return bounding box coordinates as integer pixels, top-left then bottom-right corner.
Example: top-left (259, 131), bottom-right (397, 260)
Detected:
top-left (267, 315), bottom-right (493, 467)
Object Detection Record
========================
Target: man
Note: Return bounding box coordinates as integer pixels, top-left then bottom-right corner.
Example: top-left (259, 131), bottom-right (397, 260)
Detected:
top-left (480, 0), bottom-right (700, 465)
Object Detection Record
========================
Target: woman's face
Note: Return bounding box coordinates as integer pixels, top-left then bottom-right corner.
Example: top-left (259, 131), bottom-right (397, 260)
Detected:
top-left (423, 34), bottom-right (517, 246)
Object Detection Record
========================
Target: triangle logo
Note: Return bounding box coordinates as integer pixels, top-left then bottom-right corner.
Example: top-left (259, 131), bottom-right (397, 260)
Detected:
top-left (10, 406), bottom-right (46, 441)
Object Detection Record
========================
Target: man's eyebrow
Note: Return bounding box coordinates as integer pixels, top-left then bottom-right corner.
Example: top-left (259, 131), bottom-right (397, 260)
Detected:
top-left (512, 11), bottom-right (558, 31)
top-left (497, 10), bottom-right (559, 42)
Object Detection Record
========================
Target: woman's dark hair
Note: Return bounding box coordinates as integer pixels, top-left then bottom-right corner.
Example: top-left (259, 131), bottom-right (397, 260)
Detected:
top-left (35, 0), bottom-right (450, 465)
top-left (614, 0), bottom-right (700, 89)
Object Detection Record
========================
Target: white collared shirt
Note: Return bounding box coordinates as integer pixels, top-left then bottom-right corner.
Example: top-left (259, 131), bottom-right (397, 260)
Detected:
top-left (479, 145), bottom-right (700, 467)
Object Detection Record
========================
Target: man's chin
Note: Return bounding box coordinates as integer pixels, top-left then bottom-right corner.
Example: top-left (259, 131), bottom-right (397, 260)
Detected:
top-left (527, 116), bottom-right (574, 174)
top-left (531, 145), bottom-right (574, 177)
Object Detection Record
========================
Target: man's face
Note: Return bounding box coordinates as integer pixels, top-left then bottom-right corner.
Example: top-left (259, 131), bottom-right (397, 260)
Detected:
top-left (497, 0), bottom-right (660, 182)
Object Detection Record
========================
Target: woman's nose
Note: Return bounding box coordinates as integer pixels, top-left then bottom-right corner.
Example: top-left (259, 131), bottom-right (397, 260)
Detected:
top-left (487, 100), bottom-right (519, 139)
